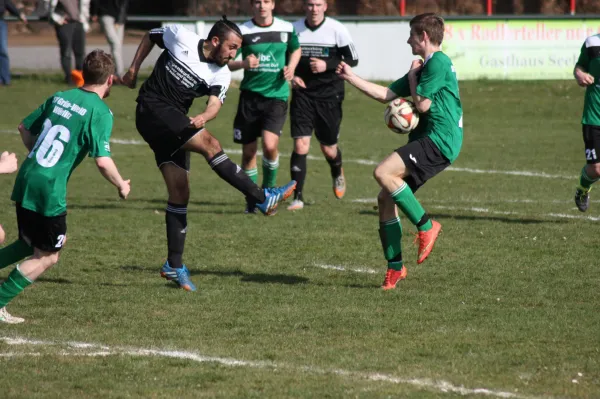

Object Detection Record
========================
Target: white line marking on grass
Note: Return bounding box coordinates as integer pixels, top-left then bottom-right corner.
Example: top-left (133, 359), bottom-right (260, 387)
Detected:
top-left (313, 263), bottom-right (378, 274)
top-left (352, 198), bottom-right (599, 205)
top-left (0, 336), bottom-right (532, 398)
top-left (0, 129), bottom-right (575, 180)
top-left (352, 199), bottom-right (600, 222)
top-left (429, 205), bottom-right (600, 222)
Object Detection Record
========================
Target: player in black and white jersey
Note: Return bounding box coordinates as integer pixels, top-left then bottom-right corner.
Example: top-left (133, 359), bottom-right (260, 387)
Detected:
top-left (122, 18), bottom-right (296, 292)
top-left (287, 0), bottom-right (358, 210)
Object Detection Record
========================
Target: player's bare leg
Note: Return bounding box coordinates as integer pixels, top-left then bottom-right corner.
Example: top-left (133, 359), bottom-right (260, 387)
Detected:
top-left (377, 190), bottom-right (407, 290)
top-left (321, 143), bottom-right (345, 199)
top-left (0, 247), bottom-right (61, 323)
top-left (374, 152), bottom-right (441, 264)
top-left (289, 136), bottom-right (310, 210)
top-left (158, 163), bottom-right (195, 291)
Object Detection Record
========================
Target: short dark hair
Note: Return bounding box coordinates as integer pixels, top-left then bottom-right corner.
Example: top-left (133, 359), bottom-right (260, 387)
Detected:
top-left (82, 49), bottom-right (115, 85)
top-left (410, 13), bottom-right (444, 46)
top-left (207, 16), bottom-right (242, 43)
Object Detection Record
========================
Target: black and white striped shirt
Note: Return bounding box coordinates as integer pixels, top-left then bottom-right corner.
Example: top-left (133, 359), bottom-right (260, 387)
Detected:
top-left (293, 17), bottom-right (358, 100)
top-left (138, 25), bottom-right (231, 114)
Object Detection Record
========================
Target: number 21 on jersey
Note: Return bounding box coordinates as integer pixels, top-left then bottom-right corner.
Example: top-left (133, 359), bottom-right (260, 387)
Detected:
top-left (29, 119), bottom-right (71, 168)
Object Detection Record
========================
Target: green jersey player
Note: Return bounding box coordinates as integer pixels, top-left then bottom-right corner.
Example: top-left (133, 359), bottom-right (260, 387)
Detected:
top-left (573, 34), bottom-right (600, 211)
top-left (229, 0), bottom-right (301, 213)
top-left (0, 50), bottom-right (131, 323)
top-left (336, 13), bottom-right (463, 290)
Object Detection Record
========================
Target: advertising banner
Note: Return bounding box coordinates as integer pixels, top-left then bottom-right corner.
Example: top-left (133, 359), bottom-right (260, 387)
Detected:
top-left (444, 20), bottom-right (600, 79)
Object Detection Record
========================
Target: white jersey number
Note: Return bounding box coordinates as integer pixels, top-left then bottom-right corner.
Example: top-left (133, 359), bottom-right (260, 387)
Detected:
top-left (29, 119), bottom-right (71, 168)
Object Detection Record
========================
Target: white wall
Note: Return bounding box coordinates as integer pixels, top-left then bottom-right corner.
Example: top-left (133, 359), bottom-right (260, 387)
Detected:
top-left (173, 20), bottom-right (416, 82)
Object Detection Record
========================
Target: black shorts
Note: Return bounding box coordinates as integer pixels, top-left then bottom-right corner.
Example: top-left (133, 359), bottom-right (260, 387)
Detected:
top-left (136, 101), bottom-right (203, 171)
top-left (290, 92), bottom-right (342, 146)
top-left (395, 137), bottom-right (451, 192)
top-left (582, 124), bottom-right (600, 164)
top-left (16, 204), bottom-right (66, 253)
top-left (233, 90), bottom-right (288, 145)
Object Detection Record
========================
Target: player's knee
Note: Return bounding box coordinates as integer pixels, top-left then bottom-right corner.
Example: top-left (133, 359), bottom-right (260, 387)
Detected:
top-left (321, 145), bottom-right (336, 160)
top-left (204, 133), bottom-right (222, 154)
top-left (39, 251), bottom-right (60, 269)
top-left (373, 165), bottom-right (387, 185)
top-left (294, 140), bottom-right (309, 154)
top-left (591, 163), bottom-right (600, 177)
top-left (262, 146), bottom-right (278, 161)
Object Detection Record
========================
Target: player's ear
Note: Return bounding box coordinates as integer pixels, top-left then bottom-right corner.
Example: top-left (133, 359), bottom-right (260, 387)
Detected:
top-left (211, 36), bottom-right (221, 48)
top-left (107, 74), bottom-right (114, 87)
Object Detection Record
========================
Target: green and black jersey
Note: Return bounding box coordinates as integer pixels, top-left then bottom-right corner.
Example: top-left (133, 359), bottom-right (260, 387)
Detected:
top-left (237, 18), bottom-right (300, 101)
top-left (576, 34), bottom-right (600, 126)
top-left (388, 51), bottom-right (463, 163)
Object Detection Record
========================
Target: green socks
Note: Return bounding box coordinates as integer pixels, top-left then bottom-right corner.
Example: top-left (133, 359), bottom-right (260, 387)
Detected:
top-left (391, 182), bottom-right (433, 232)
top-left (262, 156), bottom-right (279, 188)
top-left (244, 167), bottom-right (258, 184)
top-left (579, 167), bottom-right (599, 190)
top-left (379, 217), bottom-right (403, 271)
top-left (0, 240), bottom-right (34, 270)
top-left (0, 265), bottom-right (32, 308)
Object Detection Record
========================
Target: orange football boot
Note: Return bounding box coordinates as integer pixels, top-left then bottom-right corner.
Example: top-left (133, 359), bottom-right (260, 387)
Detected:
top-left (70, 69), bottom-right (85, 87)
top-left (416, 220), bottom-right (442, 264)
top-left (381, 266), bottom-right (407, 290)
top-left (333, 169), bottom-right (346, 199)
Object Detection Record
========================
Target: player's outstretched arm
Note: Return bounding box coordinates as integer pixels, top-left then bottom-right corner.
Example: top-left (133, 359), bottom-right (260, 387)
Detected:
top-left (95, 157), bottom-right (131, 199)
top-left (336, 61), bottom-right (397, 103)
top-left (0, 151), bottom-right (18, 174)
top-left (122, 32), bottom-right (155, 88)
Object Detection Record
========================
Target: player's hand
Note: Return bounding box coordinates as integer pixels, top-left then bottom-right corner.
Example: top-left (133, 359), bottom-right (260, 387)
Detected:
top-left (244, 54), bottom-right (259, 69)
top-left (0, 151), bottom-right (18, 174)
top-left (575, 69), bottom-right (595, 87)
top-left (309, 57), bottom-right (327, 74)
top-left (291, 76), bottom-right (306, 89)
top-left (19, 13), bottom-right (27, 24)
top-left (335, 61), bottom-right (353, 80)
top-left (409, 59), bottom-right (424, 73)
top-left (189, 114), bottom-right (206, 129)
top-left (118, 179), bottom-right (131, 199)
top-left (121, 69), bottom-right (138, 89)
top-left (283, 66), bottom-right (295, 81)
top-left (0, 225), bottom-right (5, 245)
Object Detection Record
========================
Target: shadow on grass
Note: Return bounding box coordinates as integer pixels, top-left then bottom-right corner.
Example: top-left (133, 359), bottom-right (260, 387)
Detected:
top-left (69, 198), bottom-right (245, 215)
top-left (358, 210), bottom-right (570, 224)
top-left (35, 277), bottom-right (73, 284)
top-left (121, 265), bottom-right (309, 285)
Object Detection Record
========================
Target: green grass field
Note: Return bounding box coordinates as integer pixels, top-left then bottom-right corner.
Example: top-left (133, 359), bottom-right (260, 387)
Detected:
top-left (0, 76), bottom-right (599, 398)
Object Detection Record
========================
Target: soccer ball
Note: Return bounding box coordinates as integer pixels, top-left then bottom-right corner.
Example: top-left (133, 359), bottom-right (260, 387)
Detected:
top-left (384, 98), bottom-right (419, 134)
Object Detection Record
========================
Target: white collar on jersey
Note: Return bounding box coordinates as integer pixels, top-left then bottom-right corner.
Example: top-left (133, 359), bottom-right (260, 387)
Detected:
top-left (423, 52), bottom-right (434, 65)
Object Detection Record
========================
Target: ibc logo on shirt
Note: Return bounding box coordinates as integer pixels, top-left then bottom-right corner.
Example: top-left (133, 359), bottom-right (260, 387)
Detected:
top-left (259, 54), bottom-right (271, 62)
